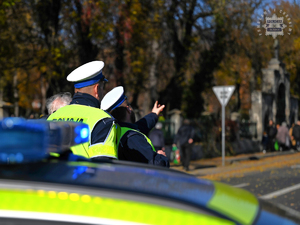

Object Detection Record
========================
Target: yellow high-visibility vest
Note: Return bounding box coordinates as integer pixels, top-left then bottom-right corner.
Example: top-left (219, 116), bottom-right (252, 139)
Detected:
top-left (117, 126), bottom-right (156, 152)
top-left (48, 104), bottom-right (117, 159)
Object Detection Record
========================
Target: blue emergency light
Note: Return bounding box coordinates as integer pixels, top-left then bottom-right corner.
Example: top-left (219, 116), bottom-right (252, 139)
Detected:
top-left (0, 118), bottom-right (48, 163)
top-left (74, 125), bottom-right (89, 144)
top-left (0, 118), bottom-right (89, 163)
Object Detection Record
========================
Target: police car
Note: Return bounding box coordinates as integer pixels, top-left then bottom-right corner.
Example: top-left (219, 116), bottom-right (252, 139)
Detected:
top-left (0, 118), bottom-right (299, 225)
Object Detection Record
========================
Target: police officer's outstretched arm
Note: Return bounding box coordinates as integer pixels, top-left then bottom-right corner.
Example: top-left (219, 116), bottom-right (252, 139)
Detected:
top-left (101, 88), bottom-right (164, 136)
top-left (152, 101), bottom-right (165, 115)
top-left (135, 101), bottom-right (165, 135)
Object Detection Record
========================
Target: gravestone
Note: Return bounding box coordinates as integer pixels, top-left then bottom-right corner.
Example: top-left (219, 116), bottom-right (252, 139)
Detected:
top-left (167, 109), bottom-right (182, 136)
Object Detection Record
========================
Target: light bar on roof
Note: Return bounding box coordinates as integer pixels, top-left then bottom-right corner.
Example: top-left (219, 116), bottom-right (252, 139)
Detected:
top-left (0, 118), bottom-right (89, 163)
top-left (0, 118), bottom-right (48, 163)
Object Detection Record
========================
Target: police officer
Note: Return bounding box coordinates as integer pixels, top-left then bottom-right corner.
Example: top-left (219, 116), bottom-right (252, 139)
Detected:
top-left (47, 61), bottom-right (117, 159)
top-left (101, 86), bottom-right (159, 137)
top-left (101, 86), bottom-right (169, 167)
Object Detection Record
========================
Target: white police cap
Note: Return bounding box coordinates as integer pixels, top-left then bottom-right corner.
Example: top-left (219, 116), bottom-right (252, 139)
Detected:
top-left (101, 86), bottom-right (127, 112)
top-left (67, 61), bottom-right (108, 88)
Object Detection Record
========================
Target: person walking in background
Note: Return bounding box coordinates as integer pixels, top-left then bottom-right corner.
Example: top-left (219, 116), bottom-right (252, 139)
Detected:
top-left (276, 121), bottom-right (290, 151)
top-left (261, 131), bottom-right (268, 153)
top-left (149, 122), bottom-right (165, 152)
top-left (289, 123), bottom-right (296, 150)
top-left (266, 119), bottom-right (277, 152)
top-left (292, 120), bottom-right (300, 151)
top-left (173, 119), bottom-right (195, 171)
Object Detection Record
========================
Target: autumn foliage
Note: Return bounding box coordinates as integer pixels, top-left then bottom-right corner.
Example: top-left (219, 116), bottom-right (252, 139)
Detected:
top-left (0, 0), bottom-right (299, 119)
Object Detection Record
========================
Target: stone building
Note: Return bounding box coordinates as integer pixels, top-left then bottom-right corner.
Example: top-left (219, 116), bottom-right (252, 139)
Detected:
top-left (0, 100), bottom-right (13, 119)
top-left (251, 40), bottom-right (299, 141)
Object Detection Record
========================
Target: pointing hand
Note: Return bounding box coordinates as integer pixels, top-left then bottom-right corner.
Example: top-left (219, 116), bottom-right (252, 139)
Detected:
top-left (152, 101), bottom-right (165, 115)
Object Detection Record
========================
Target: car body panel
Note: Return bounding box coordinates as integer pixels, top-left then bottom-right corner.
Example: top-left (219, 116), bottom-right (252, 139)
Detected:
top-left (208, 182), bottom-right (259, 225)
top-left (0, 187), bottom-right (234, 225)
top-left (0, 160), bottom-right (289, 225)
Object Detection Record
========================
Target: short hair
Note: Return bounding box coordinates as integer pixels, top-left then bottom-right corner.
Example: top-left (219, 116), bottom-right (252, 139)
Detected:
top-left (111, 106), bottom-right (127, 122)
top-left (46, 92), bottom-right (72, 114)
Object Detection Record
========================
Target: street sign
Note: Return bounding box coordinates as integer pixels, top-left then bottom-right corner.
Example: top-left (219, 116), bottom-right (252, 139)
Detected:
top-left (213, 85), bottom-right (235, 166)
top-left (213, 86), bottom-right (235, 106)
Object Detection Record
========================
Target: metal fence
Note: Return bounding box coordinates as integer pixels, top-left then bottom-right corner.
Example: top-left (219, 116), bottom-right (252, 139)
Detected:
top-left (159, 118), bottom-right (257, 145)
top-left (239, 121), bottom-right (257, 139)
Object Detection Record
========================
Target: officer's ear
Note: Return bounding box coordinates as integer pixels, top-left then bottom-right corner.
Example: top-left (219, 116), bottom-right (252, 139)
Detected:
top-left (94, 83), bottom-right (99, 98)
top-left (126, 105), bottom-right (131, 114)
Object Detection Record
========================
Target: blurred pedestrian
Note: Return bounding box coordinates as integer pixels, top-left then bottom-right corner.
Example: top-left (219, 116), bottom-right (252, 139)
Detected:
top-left (149, 122), bottom-right (165, 152)
top-left (276, 121), bottom-right (290, 151)
top-left (261, 131), bottom-right (268, 153)
top-left (289, 123), bottom-right (296, 150)
top-left (46, 92), bottom-right (72, 115)
top-left (48, 61), bottom-right (118, 159)
top-left (173, 119), bottom-right (195, 171)
top-left (40, 92), bottom-right (72, 119)
top-left (266, 119), bottom-right (277, 152)
top-left (292, 120), bottom-right (300, 151)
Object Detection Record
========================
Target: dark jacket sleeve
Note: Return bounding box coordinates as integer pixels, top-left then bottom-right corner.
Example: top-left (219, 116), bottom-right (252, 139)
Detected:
top-left (159, 130), bottom-right (165, 148)
top-left (292, 125), bottom-right (300, 139)
top-left (135, 113), bottom-right (158, 136)
top-left (91, 117), bottom-right (115, 145)
top-left (173, 125), bottom-right (195, 146)
top-left (126, 132), bottom-right (169, 168)
top-left (189, 126), bottom-right (195, 140)
top-left (268, 126), bottom-right (277, 138)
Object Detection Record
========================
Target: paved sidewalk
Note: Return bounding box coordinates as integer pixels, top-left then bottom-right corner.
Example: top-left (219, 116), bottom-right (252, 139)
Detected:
top-left (170, 150), bottom-right (300, 180)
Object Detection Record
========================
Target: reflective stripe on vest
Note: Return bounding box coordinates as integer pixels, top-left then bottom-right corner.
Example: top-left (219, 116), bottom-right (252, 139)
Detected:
top-left (117, 126), bottom-right (156, 152)
top-left (47, 105), bottom-right (117, 159)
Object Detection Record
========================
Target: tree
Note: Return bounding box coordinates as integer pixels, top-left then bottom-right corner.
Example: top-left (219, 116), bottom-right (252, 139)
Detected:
top-left (159, 0), bottom-right (264, 118)
top-left (159, 0), bottom-right (214, 111)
